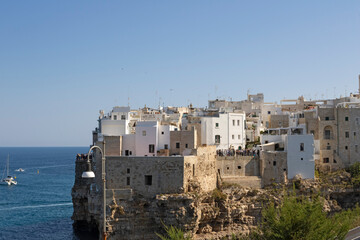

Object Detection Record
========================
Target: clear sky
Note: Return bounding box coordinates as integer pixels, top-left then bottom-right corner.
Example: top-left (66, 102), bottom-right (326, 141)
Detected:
top-left (1, 1), bottom-right (359, 147)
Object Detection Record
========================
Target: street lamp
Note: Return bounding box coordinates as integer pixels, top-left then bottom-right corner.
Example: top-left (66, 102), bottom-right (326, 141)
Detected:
top-left (82, 142), bottom-right (107, 240)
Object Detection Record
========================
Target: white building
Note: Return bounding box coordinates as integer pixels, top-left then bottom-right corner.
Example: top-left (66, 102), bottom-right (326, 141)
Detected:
top-left (201, 112), bottom-right (246, 150)
top-left (287, 134), bottom-right (314, 179)
top-left (99, 106), bottom-right (131, 136)
top-left (134, 121), bottom-right (175, 156)
top-left (122, 134), bottom-right (136, 156)
top-left (260, 125), bottom-right (315, 179)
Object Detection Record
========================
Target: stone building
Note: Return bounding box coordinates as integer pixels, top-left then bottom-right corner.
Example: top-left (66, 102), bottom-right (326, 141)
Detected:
top-left (317, 104), bottom-right (360, 171)
top-left (169, 128), bottom-right (197, 155)
top-left (269, 114), bottom-right (289, 128)
top-left (208, 93), bottom-right (264, 116)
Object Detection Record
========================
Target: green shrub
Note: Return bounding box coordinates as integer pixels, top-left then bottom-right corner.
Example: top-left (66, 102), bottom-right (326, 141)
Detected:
top-left (211, 188), bottom-right (227, 202)
top-left (347, 162), bottom-right (360, 187)
top-left (349, 162), bottom-right (360, 178)
top-left (251, 194), bottom-right (359, 240)
top-left (314, 169), bottom-right (320, 179)
top-left (156, 222), bottom-right (192, 240)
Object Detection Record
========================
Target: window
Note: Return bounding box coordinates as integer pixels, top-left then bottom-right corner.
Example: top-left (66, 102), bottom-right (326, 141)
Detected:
top-left (215, 123), bottom-right (219, 128)
top-left (238, 166), bottom-right (241, 169)
top-left (125, 150), bottom-right (129, 156)
top-left (354, 132), bottom-right (357, 137)
top-left (149, 144), bottom-right (155, 153)
top-left (345, 132), bottom-right (349, 138)
top-left (121, 115), bottom-right (126, 120)
top-left (237, 120), bottom-right (240, 126)
top-left (126, 177), bottom-right (130, 185)
top-left (301, 158), bottom-right (303, 160)
top-left (142, 131), bottom-right (146, 136)
top-left (323, 158), bottom-right (329, 163)
top-left (300, 143), bottom-right (304, 151)
top-left (164, 144), bottom-right (168, 149)
top-left (161, 131), bottom-right (164, 135)
top-left (129, 151), bottom-right (132, 155)
top-left (345, 146), bottom-right (348, 150)
top-left (176, 142), bottom-right (180, 149)
top-left (127, 168), bottom-right (130, 174)
top-left (215, 135), bottom-right (220, 144)
top-left (324, 130), bottom-right (331, 139)
top-left (310, 130), bottom-right (315, 135)
top-left (232, 135), bottom-right (234, 140)
top-left (268, 111), bottom-right (271, 114)
top-left (238, 135), bottom-right (240, 139)
top-left (185, 143), bottom-right (188, 148)
top-left (326, 145), bottom-right (331, 150)
top-left (345, 116), bottom-right (349, 121)
top-left (145, 175), bottom-right (152, 185)
top-left (113, 115), bottom-right (117, 120)
top-left (325, 117), bottom-right (329, 121)
top-left (273, 161), bottom-right (276, 166)
top-left (233, 120), bottom-right (235, 126)
top-left (334, 159), bottom-right (337, 163)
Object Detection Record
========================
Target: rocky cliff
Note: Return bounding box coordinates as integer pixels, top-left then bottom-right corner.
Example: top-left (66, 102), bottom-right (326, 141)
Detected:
top-left (72, 162), bottom-right (360, 240)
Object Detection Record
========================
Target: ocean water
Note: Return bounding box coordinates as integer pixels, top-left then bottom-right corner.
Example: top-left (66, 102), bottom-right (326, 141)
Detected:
top-left (0, 147), bottom-right (94, 240)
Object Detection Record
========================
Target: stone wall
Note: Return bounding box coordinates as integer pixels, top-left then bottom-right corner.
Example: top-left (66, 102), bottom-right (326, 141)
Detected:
top-left (269, 115), bottom-right (289, 128)
top-left (104, 156), bottom-right (186, 198)
top-left (216, 156), bottom-right (259, 177)
top-left (260, 151), bottom-right (287, 185)
top-left (104, 136), bottom-right (122, 156)
top-left (184, 146), bottom-right (217, 193)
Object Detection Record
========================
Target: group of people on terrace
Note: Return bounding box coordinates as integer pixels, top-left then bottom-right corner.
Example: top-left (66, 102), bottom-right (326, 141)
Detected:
top-left (216, 147), bottom-right (260, 157)
top-left (76, 153), bottom-right (92, 161)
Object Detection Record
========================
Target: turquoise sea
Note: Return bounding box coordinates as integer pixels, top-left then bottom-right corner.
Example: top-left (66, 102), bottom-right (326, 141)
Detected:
top-left (0, 147), bottom-right (95, 240)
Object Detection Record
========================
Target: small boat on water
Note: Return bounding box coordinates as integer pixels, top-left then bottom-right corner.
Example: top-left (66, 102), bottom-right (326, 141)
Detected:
top-left (1, 155), bottom-right (17, 186)
top-left (15, 168), bottom-right (25, 172)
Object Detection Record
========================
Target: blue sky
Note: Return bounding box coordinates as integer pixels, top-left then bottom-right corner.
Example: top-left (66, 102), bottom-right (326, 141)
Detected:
top-left (1, 1), bottom-right (359, 146)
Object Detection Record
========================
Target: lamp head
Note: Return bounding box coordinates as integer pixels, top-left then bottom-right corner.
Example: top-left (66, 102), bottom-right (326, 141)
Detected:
top-left (82, 171), bottom-right (95, 178)
top-left (82, 161), bottom-right (95, 178)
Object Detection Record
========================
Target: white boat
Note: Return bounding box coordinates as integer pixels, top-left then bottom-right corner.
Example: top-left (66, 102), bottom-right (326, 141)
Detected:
top-left (1, 155), bottom-right (17, 186)
top-left (15, 168), bottom-right (25, 172)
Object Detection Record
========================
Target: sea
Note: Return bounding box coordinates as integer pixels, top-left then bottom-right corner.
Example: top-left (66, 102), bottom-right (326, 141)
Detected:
top-left (0, 147), bottom-right (97, 240)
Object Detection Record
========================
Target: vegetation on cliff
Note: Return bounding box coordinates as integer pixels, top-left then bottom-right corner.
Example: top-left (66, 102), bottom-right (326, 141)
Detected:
top-left (248, 194), bottom-right (360, 240)
top-left (156, 222), bottom-right (192, 240)
top-left (348, 162), bottom-right (360, 187)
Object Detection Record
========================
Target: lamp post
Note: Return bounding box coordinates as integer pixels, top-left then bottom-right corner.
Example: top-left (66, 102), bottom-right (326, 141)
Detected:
top-left (82, 141), bottom-right (107, 240)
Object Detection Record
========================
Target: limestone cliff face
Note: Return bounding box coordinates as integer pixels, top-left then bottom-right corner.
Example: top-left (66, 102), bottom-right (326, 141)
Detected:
top-left (72, 184), bottom-right (275, 240)
top-left (71, 158), bottom-right (98, 233)
top-left (72, 159), bottom-right (360, 240)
